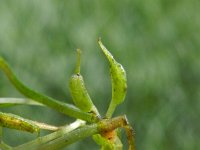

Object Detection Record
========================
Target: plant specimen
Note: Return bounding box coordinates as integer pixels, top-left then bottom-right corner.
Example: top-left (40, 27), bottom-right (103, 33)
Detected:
top-left (0, 39), bottom-right (135, 150)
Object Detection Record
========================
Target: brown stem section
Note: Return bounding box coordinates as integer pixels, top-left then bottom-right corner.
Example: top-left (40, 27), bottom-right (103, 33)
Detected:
top-left (125, 124), bottom-right (136, 150)
top-left (98, 115), bottom-right (127, 132)
top-left (98, 115), bottom-right (136, 150)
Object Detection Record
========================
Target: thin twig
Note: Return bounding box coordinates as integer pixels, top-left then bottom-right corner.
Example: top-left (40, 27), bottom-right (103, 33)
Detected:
top-left (0, 98), bottom-right (43, 107)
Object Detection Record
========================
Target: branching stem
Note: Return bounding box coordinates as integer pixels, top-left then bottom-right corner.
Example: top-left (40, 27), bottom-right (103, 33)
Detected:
top-left (0, 57), bottom-right (98, 123)
top-left (12, 116), bottom-right (135, 150)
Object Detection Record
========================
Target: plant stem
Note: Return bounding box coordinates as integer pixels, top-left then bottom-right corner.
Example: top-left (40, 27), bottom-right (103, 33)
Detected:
top-left (13, 119), bottom-right (86, 150)
top-left (124, 125), bottom-right (135, 150)
top-left (0, 98), bottom-right (43, 107)
top-left (106, 100), bottom-right (117, 118)
top-left (31, 121), bottom-right (58, 131)
top-left (13, 116), bottom-right (135, 150)
top-left (98, 115), bottom-right (135, 150)
top-left (0, 57), bottom-right (98, 123)
top-left (38, 124), bottom-right (98, 150)
top-left (75, 49), bottom-right (81, 74)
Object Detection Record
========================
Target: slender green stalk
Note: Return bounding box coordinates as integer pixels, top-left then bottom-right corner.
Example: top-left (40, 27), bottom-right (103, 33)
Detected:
top-left (75, 49), bottom-right (81, 74)
top-left (13, 116), bottom-right (135, 150)
top-left (41, 116), bottom-right (135, 150)
top-left (38, 124), bottom-right (98, 150)
top-left (0, 57), bottom-right (98, 123)
top-left (31, 121), bottom-right (58, 131)
top-left (0, 98), bottom-right (43, 107)
top-left (13, 119), bottom-right (86, 150)
top-left (106, 101), bottom-right (117, 118)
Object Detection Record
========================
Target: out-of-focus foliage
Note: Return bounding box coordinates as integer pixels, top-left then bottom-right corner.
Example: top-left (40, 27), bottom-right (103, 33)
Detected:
top-left (0, 0), bottom-right (199, 149)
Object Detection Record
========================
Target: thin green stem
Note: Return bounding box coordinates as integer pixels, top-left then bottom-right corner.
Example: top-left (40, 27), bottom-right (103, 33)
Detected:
top-left (13, 116), bottom-right (135, 150)
top-left (13, 119), bottom-right (86, 150)
top-left (106, 100), bottom-right (117, 118)
top-left (31, 121), bottom-right (58, 131)
top-left (0, 57), bottom-right (98, 123)
top-left (38, 124), bottom-right (98, 150)
top-left (0, 98), bottom-right (43, 107)
top-left (75, 49), bottom-right (81, 74)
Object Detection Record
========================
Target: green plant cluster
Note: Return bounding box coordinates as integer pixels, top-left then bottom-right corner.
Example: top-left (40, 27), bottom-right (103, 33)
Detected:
top-left (0, 41), bottom-right (135, 149)
top-left (0, 0), bottom-right (199, 149)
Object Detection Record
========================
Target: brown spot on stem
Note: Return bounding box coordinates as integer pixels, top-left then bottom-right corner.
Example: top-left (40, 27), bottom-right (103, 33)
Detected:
top-left (101, 129), bottom-right (116, 142)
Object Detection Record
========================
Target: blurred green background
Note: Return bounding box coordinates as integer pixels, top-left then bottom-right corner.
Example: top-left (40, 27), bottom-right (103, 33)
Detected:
top-left (0, 0), bottom-right (199, 149)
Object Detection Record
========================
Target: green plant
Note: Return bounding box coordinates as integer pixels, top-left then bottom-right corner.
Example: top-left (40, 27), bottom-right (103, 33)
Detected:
top-left (0, 39), bottom-right (135, 150)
